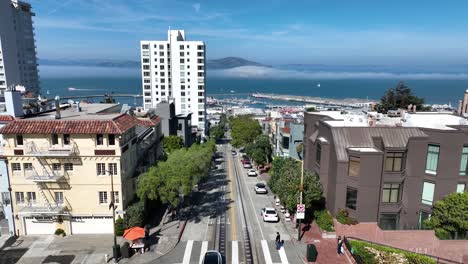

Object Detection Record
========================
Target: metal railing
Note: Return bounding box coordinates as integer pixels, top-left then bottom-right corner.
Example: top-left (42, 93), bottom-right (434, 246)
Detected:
top-left (25, 141), bottom-right (78, 156)
top-left (344, 236), bottom-right (463, 264)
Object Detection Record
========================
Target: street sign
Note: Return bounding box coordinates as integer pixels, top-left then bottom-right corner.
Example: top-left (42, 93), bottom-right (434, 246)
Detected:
top-left (297, 204), bottom-right (305, 219)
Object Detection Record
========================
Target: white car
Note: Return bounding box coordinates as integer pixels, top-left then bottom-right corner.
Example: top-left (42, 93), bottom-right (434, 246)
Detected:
top-left (255, 183), bottom-right (268, 194)
top-left (247, 169), bottom-right (257, 176)
top-left (243, 163), bottom-right (252, 169)
top-left (261, 207), bottom-right (279, 222)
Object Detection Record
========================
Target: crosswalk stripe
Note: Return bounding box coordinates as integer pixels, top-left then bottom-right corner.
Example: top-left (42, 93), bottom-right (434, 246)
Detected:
top-left (278, 246), bottom-right (289, 264)
top-left (199, 241), bottom-right (208, 264)
top-left (182, 240), bottom-right (193, 264)
top-left (261, 240), bottom-right (273, 264)
top-left (232, 240), bottom-right (239, 264)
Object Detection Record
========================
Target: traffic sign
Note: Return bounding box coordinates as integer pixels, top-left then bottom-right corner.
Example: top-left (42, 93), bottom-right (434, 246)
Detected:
top-left (297, 204), bottom-right (305, 219)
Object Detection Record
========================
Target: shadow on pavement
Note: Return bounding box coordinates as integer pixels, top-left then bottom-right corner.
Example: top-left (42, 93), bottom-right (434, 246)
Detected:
top-left (42, 255), bottom-right (75, 264)
top-left (0, 248), bottom-right (28, 264)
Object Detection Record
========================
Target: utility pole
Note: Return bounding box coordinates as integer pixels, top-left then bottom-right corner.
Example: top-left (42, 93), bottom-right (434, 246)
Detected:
top-left (298, 160), bottom-right (303, 241)
top-left (109, 170), bottom-right (119, 263)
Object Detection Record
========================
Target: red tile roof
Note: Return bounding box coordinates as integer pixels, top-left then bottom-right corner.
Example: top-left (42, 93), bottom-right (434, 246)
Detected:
top-left (0, 114), bottom-right (141, 134)
top-left (137, 116), bottom-right (161, 127)
top-left (281, 127), bottom-right (291, 134)
top-left (0, 115), bottom-right (15, 122)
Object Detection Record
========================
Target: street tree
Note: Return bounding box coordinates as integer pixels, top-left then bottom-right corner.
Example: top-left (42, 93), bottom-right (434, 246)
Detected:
top-left (423, 191), bottom-right (468, 239)
top-left (162, 135), bottom-right (184, 153)
top-left (246, 134), bottom-right (272, 166)
top-left (230, 115), bottom-right (262, 148)
top-left (209, 125), bottom-right (224, 141)
top-left (379, 81), bottom-right (426, 112)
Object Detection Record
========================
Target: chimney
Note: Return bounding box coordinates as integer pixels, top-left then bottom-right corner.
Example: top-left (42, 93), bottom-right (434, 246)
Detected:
top-left (55, 96), bottom-right (61, 119)
top-left (458, 100), bottom-right (463, 116)
top-left (412, 105), bottom-right (417, 113)
top-left (407, 104), bottom-right (412, 112)
top-left (463, 89), bottom-right (468, 115)
top-left (5, 88), bottom-right (24, 117)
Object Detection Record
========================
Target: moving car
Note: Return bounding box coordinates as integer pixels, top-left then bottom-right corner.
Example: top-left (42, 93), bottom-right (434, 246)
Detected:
top-left (255, 183), bottom-right (268, 194)
top-left (241, 158), bottom-right (250, 164)
top-left (202, 250), bottom-right (222, 264)
top-left (231, 150), bottom-right (237, 155)
top-left (261, 207), bottom-right (279, 222)
top-left (247, 169), bottom-right (257, 176)
top-left (243, 163), bottom-right (252, 169)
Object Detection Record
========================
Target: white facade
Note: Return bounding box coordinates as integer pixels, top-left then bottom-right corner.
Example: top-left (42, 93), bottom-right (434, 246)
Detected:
top-left (0, 0), bottom-right (40, 100)
top-left (140, 30), bottom-right (207, 135)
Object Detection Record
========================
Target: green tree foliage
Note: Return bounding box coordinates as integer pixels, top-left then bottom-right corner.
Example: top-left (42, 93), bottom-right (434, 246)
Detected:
top-left (125, 199), bottom-right (145, 227)
top-left (379, 81), bottom-right (426, 112)
top-left (268, 157), bottom-right (323, 212)
top-left (209, 125), bottom-right (225, 141)
top-left (163, 135), bottom-right (184, 153)
top-left (423, 191), bottom-right (468, 239)
top-left (115, 216), bottom-right (126, 236)
top-left (245, 135), bottom-right (272, 166)
top-left (137, 140), bottom-right (216, 207)
top-left (230, 115), bottom-right (262, 148)
top-left (219, 113), bottom-right (228, 129)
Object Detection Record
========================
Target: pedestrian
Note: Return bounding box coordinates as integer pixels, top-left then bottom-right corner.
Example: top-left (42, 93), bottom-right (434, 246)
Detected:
top-left (337, 236), bottom-right (343, 255)
top-left (275, 232), bottom-right (281, 249)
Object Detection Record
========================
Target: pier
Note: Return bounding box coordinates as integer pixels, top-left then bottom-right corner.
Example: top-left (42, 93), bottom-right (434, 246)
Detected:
top-left (251, 93), bottom-right (376, 108)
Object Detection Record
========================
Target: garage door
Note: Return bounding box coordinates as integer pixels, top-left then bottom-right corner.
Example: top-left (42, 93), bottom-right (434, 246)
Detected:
top-left (71, 216), bottom-right (113, 234)
top-left (25, 217), bottom-right (56, 235)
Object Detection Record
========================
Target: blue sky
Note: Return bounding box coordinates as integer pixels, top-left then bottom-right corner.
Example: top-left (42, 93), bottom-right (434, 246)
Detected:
top-left (31, 0), bottom-right (468, 65)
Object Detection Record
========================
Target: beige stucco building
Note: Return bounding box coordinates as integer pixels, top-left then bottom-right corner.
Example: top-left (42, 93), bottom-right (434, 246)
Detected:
top-left (0, 102), bottom-right (162, 235)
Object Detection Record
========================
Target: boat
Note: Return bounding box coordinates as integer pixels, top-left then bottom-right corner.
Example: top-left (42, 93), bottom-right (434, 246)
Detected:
top-left (317, 83), bottom-right (321, 88)
top-left (230, 90), bottom-right (235, 93)
top-left (68, 87), bottom-right (77, 91)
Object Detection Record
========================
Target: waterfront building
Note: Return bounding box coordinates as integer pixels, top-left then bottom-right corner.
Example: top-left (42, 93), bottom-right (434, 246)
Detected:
top-left (0, 91), bottom-right (162, 235)
top-left (0, 114), bottom-right (15, 236)
top-left (140, 30), bottom-right (207, 136)
top-left (0, 0), bottom-right (40, 101)
top-left (304, 109), bottom-right (468, 230)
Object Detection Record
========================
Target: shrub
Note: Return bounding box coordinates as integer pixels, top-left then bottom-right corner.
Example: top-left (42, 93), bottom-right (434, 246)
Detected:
top-left (125, 199), bottom-right (145, 227)
top-left (115, 216), bottom-right (126, 236)
top-left (54, 228), bottom-right (65, 236)
top-left (314, 210), bottom-right (334, 232)
top-left (434, 228), bottom-right (451, 240)
top-left (306, 107), bottom-right (316, 112)
top-left (336, 209), bottom-right (358, 225)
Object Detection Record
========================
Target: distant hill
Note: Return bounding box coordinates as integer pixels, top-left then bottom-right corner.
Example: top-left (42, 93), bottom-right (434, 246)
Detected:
top-left (39, 57), bottom-right (266, 70)
top-left (206, 57), bottom-right (267, 69)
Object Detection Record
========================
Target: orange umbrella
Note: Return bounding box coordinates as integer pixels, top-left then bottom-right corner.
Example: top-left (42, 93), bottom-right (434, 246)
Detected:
top-left (123, 226), bottom-right (145, 241)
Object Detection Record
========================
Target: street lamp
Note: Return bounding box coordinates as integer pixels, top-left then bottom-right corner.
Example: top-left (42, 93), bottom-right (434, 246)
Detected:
top-left (106, 169), bottom-right (119, 263)
top-left (298, 159), bottom-right (304, 241)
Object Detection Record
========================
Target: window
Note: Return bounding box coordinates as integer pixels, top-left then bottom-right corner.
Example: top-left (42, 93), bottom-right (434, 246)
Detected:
top-left (96, 134), bottom-right (104, 145)
top-left (97, 163), bottom-right (106, 176)
top-left (55, 192), bottom-right (64, 204)
top-left (64, 163), bottom-right (73, 171)
top-left (181, 92), bottom-right (186, 96)
top-left (143, 72), bottom-right (150, 77)
top-left (197, 52), bottom-right (203, 57)
top-left (198, 92), bottom-right (204, 96)
top-left (178, 123), bottom-right (182, 131)
top-left (198, 85), bottom-right (204, 90)
top-left (198, 59), bottom-right (204, 63)
top-left (160, 58), bottom-right (164, 63)
top-left (1, 192), bottom-right (10, 205)
top-left (199, 117), bottom-right (204, 121)
top-left (16, 135), bottom-right (23, 146)
top-left (346, 187), bottom-right (357, 210)
top-left (142, 58), bottom-right (149, 63)
top-left (15, 192), bottom-right (24, 204)
top-left (382, 184), bottom-right (400, 203)
top-left (425, 145), bottom-right (439, 174)
top-left (99, 191), bottom-right (108, 204)
top-left (52, 134), bottom-right (59, 145)
top-left (63, 134), bottom-right (70, 145)
top-left (108, 134), bottom-right (115, 145)
top-left (379, 214), bottom-right (398, 230)
top-left (144, 79), bottom-right (150, 84)
top-left (12, 163), bottom-right (21, 171)
top-left (457, 183), bottom-right (465, 193)
top-left (316, 144), bottom-right (322, 164)
top-left (180, 58), bottom-right (185, 63)
top-left (52, 163), bottom-right (61, 171)
top-left (159, 44), bottom-right (164, 49)
top-left (160, 65), bottom-right (165, 70)
top-left (111, 191), bottom-right (120, 203)
top-left (159, 52), bottom-right (164, 56)
top-left (141, 44), bottom-right (149, 49)
top-left (180, 65), bottom-right (185, 70)
top-left (23, 163), bottom-right (32, 171)
top-left (418, 211), bottom-right (431, 229)
top-left (348, 156), bottom-right (360, 177)
top-left (26, 192), bottom-right (36, 203)
top-left (160, 72), bottom-right (165, 76)
top-left (180, 52), bottom-right (184, 56)
top-left (385, 152), bottom-right (403, 172)
top-left (179, 45), bottom-right (184, 50)
top-left (421, 182), bottom-right (435, 205)
top-left (198, 45), bottom-right (204, 50)
top-left (282, 136), bottom-right (289, 149)
top-left (143, 65), bottom-right (149, 70)
top-left (459, 146), bottom-right (468, 175)
top-left (108, 163), bottom-right (118, 175)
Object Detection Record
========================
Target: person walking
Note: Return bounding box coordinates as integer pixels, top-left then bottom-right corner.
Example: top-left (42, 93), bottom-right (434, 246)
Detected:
top-left (337, 236), bottom-right (343, 255)
top-left (275, 232), bottom-right (281, 249)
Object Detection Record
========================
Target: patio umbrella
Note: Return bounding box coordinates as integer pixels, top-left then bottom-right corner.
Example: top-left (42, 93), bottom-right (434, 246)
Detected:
top-left (123, 226), bottom-right (145, 241)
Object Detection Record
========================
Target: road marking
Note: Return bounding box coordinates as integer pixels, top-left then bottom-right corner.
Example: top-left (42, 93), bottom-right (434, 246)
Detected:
top-left (261, 240), bottom-right (273, 264)
top-left (278, 246), bottom-right (289, 264)
top-left (227, 152), bottom-right (237, 241)
top-left (182, 240), bottom-right (193, 264)
top-left (232, 240), bottom-right (239, 264)
top-left (199, 241), bottom-right (208, 264)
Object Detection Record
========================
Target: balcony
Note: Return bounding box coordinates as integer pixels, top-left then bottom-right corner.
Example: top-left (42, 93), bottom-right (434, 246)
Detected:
top-left (17, 200), bottom-right (71, 216)
top-left (24, 141), bottom-right (78, 157)
top-left (26, 171), bottom-right (64, 182)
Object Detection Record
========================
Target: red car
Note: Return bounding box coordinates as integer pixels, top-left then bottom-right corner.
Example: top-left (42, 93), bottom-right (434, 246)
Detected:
top-left (241, 159), bottom-right (250, 164)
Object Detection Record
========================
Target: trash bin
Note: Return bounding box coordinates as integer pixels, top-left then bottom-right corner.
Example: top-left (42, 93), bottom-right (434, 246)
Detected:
top-left (306, 244), bottom-right (318, 262)
top-left (120, 242), bottom-right (130, 259)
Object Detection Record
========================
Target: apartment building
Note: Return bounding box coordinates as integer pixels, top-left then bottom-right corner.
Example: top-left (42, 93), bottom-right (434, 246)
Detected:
top-left (0, 114), bottom-right (15, 236)
top-left (140, 30), bottom-right (207, 136)
top-left (0, 0), bottom-right (40, 99)
top-left (0, 92), bottom-right (162, 235)
top-left (304, 109), bottom-right (468, 230)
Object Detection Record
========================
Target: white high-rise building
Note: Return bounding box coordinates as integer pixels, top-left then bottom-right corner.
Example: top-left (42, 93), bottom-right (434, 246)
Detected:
top-left (140, 30), bottom-right (207, 135)
top-left (0, 0), bottom-right (40, 99)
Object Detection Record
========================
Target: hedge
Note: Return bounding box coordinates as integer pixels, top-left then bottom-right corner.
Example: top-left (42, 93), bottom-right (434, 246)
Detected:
top-left (348, 240), bottom-right (436, 264)
top-left (314, 210), bottom-right (334, 232)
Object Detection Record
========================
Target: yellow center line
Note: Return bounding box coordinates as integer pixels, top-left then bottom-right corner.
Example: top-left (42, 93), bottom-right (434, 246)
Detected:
top-left (227, 152), bottom-right (237, 241)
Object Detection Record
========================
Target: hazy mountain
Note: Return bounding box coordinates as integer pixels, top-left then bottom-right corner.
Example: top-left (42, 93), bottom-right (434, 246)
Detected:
top-left (39, 57), bottom-right (266, 70)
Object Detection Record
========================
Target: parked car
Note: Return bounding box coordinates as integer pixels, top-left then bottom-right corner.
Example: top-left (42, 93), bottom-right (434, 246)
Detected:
top-left (202, 250), bottom-right (222, 264)
top-left (231, 150), bottom-right (237, 155)
top-left (247, 169), bottom-right (257, 176)
top-left (255, 183), bottom-right (268, 194)
top-left (243, 163), bottom-right (252, 169)
top-left (261, 207), bottom-right (279, 222)
top-left (241, 158), bottom-right (250, 164)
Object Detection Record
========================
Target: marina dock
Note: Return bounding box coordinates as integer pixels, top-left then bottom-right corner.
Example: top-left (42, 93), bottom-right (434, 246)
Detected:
top-left (251, 93), bottom-right (376, 108)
